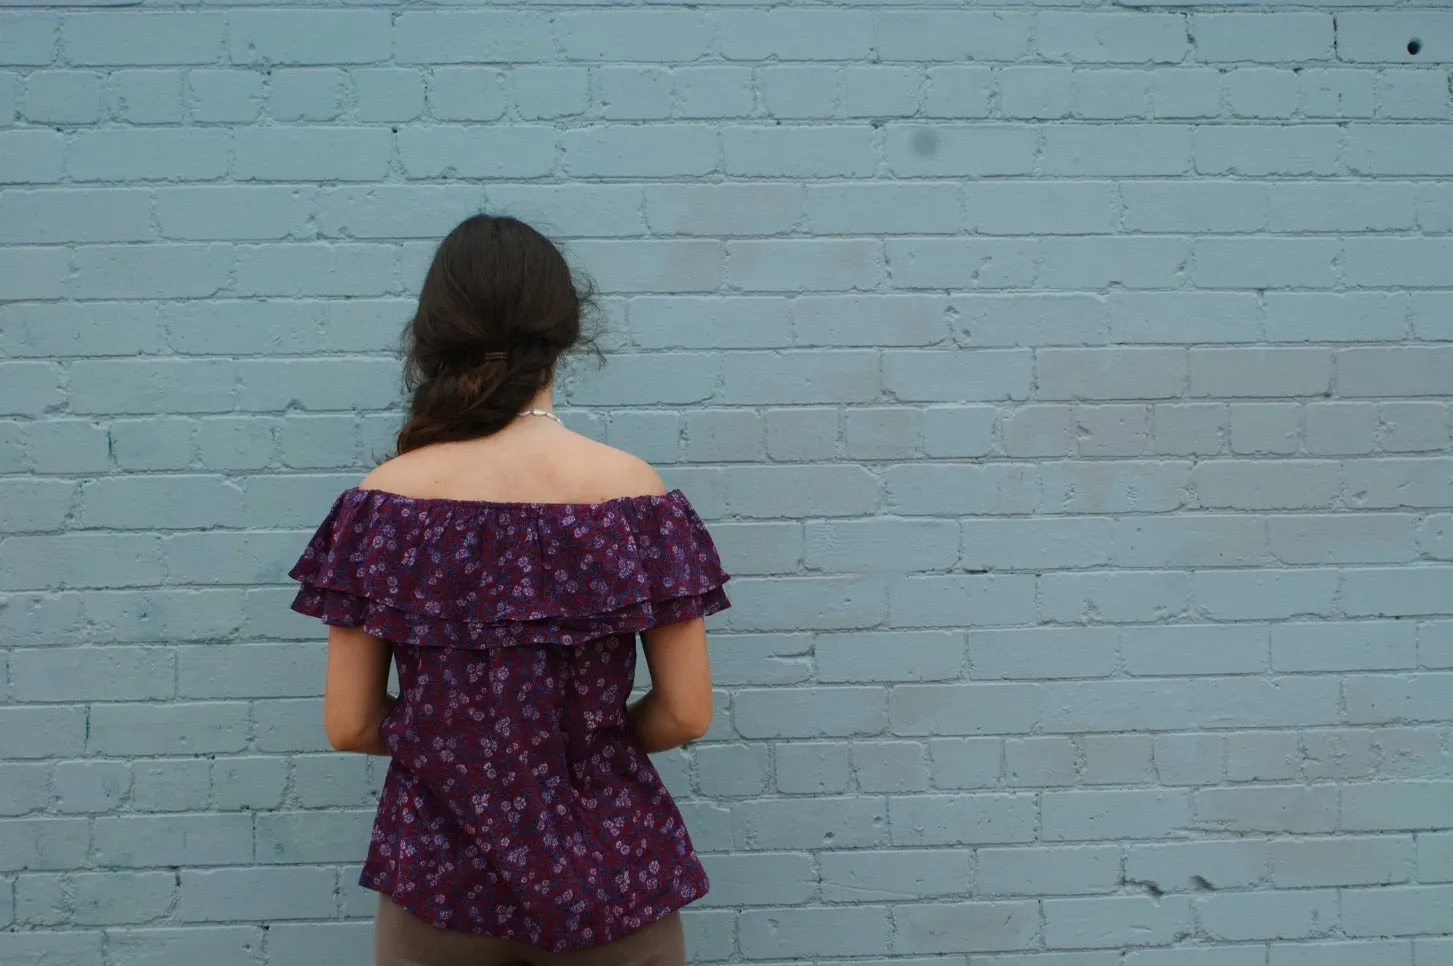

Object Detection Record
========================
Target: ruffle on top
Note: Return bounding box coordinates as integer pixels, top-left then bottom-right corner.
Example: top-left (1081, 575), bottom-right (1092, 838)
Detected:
top-left (288, 487), bottom-right (730, 649)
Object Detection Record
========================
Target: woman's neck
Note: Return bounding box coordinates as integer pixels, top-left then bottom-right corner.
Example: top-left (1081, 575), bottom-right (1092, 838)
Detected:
top-left (523, 383), bottom-right (555, 414)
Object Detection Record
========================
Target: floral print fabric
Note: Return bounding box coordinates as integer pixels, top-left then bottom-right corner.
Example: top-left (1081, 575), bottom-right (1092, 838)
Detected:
top-left (288, 488), bottom-right (731, 951)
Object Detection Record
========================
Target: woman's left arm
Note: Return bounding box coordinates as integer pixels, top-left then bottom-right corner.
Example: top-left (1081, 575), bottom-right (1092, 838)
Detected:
top-left (323, 625), bottom-right (396, 755)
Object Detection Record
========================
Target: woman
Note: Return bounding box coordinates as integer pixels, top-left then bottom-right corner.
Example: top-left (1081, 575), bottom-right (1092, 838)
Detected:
top-left (288, 215), bottom-right (730, 966)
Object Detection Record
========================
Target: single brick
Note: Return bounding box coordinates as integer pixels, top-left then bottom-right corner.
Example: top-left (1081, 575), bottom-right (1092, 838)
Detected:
top-left (884, 349), bottom-right (1031, 402)
top-left (890, 793), bottom-right (1037, 847)
top-left (732, 796), bottom-right (888, 851)
top-left (890, 683), bottom-right (1040, 737)
top-left (733, 686), bottom-right (885, 739)
top-left (1271, 942), bottom-right (1413, 966)
top-left (88, 702), bottom-right (248, 757)
top-left (1196, 125), bottom-right (1341, 177)
top-left (1193, 460), bottom-right (1340, 511)
top-left (929, 737), bottom-right (1002, 790)
top-left (1337, 12), bottom-right (1453, 63)
top-left (1301, 68), bottom-right (1377, 119)
top-left (22, 70), bottom-right (102, 124)
top-left (0, 248), bottom-right (68, 301)
top-left (727, 239), bottom-right (884, 293)
top-left (774, 741), bottom-right (852, 795)
top-left (647, 183), bottom-right (802, 238)
top-left (806, 519), bottom-right (958, 573)
top-left (1193, 13), bottom-right (1334, 62)
top-left (893, 899), bottom-right (1039, 955)
top-left (1043, 789), bottom-right (1190, 842)
top-left (177, 867), bottom-right (336, 922)
top-left (1042, 125), bottom-right (1192, 176)
top-left (725, 127), bottom-right (876, 178)
top-left (230, 11), bottom-right (389, 66)
top-left (108, 68), bottom-right (186, 125)
top-left (698, 852), bottom-right (816, 908)
top-left (1043, 895), bottom-right (1193, 949)
top-left (598, 67), bottom-right (673, 123)
top-left (0, 707), bottom-right (85, 761)
top-left (854, 741), bottom-right (931, 794)
top-left (93, 813), bottom-right (252, 868)
top-left (1195, 567), bottom-right (1339, 620)
top-left (65, 13), bottom-right (225, 66)
top-left (10, 645), bottom-right (172, 700)
top-left (1039, 570), bottom-right (1192, 624)
top-left (0, 817), bottom-right (89, 871)
top-left (889, 574), bottom-right (1037, 629)
top-left (717, 9), bottom-right (873, 61)
top-left (814, 631), bottom-right (964, 683)
top-left (562, 125), bottom-right (717, 179)
top-left (924, 66), bottom-right (994, 119)
top-left (1195, 785), bottom-right (1338, 834)
top-left (68, 129), bottom-right (228, 182)
top-left (18, 870), bottom-right (175, 926)
top-left (954, 294), bottom-right (1110, 347)
top-left (265, 922), bottom-right (372, 966)
top-left (1005, 736), bottom-right (1078, 787)
top-left (236, 127), bottom-right (391, 182)
top-left (0, 763), bottom-right (51, 817)
top-left (1120, 625), bottom-right (1270, 676)
top-left (1273, 836), bottom-right (1413, 888)
top-left (1199, 889), bottom-right (1338, 942)
top-left (820, 849), bottom-right (969, 902)
top-left (268, 68), bottom-right (348, 122)
top-left (105, 927), bottom-right (263, 966)
top-left (738, 905), bottom-right (892, 960)
top-left (0, 13), bottom-right (58, 66)
top-left (999, 65), bottom-right (1074, 120)
top-left (972, 626), bottom-right (1119, 680)
top-left (886, 463), bottom-right (1041, 516)
top-left (978, 845), bottom-right (1120, 897)
top-left (0, 130), bottom-right (63, 183)
top-left (876, 12), bottom-right (1031, 62)
top-left (131, 759), bottom-right (209, 813)
top-left (808, 183), bottom-right (960, 236)
top-left (1036, 348), bottom-right (1186, 401)
top-left (256, 810), bottom-right (373, 864)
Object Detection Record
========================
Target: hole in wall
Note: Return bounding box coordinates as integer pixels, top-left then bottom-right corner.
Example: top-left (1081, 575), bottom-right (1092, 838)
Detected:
top-left (1407, 38), bottom-right (1422, 56)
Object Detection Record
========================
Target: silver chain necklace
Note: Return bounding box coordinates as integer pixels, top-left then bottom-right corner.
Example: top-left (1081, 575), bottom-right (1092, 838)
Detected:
top-left (518, 409), bottom-right (563, 426)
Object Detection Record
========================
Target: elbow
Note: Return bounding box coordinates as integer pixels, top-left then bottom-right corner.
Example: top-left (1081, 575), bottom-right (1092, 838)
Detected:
top-left (324, 714), bottom-right (372, 753)
top-left (645, 692), bottom-right (713, 746)
top-left (673, 702), bottom-right (713, 744)
top-left (678, 717), bottom-right (711, 743)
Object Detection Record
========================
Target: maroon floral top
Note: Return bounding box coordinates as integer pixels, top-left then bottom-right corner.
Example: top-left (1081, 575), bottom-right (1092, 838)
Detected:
top-left (288, 487), bottom-right (730, 951)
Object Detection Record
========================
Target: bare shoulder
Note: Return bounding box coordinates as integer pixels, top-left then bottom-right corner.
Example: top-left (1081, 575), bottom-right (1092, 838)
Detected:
top-left (357, 450), bottom-right (423, 493)
top-left (565, 435), bottom-right (668, 500)
top-left (353, 433), bottom-right (666, 504)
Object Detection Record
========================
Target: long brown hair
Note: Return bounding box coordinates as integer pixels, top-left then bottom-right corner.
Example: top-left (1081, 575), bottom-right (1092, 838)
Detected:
top-left (396, 215), bottom-right (596, 454)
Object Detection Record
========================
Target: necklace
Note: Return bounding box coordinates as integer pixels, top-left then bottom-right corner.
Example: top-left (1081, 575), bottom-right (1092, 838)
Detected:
top-left (519, 409), bottom-right (563, 426)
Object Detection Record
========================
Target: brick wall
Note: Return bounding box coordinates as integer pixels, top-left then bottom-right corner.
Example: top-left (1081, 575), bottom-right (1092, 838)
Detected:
top-left (1, 2), bottom-right (1451, 964)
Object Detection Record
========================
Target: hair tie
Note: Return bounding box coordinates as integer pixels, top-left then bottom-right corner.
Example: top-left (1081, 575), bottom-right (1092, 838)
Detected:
top-left (482, 352), bottom-right (508, 361)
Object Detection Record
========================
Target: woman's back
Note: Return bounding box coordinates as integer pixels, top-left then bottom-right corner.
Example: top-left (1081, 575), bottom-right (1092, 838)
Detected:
top-left (285, 215), bottom-right (730, 964)
top-left (290, 460), bottom-right (729, 950)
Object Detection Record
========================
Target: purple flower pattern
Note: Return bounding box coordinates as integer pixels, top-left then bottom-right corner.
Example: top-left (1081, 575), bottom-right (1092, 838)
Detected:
top-left (288, 488), bottom-right (730, 951)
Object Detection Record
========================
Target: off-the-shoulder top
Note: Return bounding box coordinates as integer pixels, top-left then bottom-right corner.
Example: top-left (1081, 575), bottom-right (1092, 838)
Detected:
top-left (288, 487), bottom-right (731, 952)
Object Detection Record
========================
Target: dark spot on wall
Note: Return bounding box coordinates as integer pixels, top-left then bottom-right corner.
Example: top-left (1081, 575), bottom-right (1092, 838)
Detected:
top-left (911, 129), bottom-right (939, 157)
top-left (1408, 38), bottom-right (1422, 56)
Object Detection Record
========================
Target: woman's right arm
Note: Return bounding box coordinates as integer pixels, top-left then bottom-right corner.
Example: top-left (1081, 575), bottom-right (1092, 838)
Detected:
top-left (630, 617), bottom-right (713, 753)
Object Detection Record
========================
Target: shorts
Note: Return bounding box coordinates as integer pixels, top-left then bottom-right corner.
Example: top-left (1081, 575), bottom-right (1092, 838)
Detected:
top-left (374, 896), bottom-right (686, 966)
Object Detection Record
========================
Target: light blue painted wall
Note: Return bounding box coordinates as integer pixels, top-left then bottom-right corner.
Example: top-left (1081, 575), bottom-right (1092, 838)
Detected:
top-left (1, 2), bottom-right (1452, 964)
